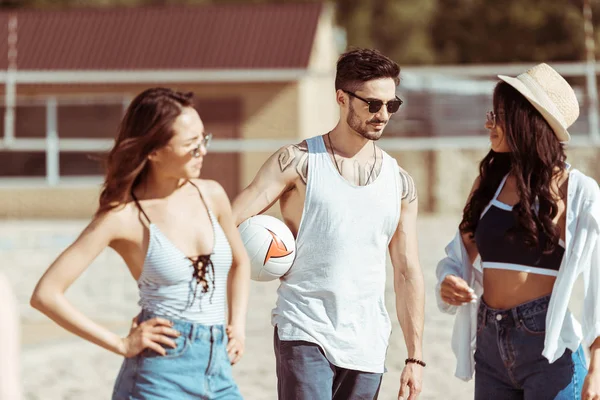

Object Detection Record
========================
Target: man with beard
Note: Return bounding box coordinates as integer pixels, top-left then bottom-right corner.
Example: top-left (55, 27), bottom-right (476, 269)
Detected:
top-left (232, 48), bottom-right (425, 400)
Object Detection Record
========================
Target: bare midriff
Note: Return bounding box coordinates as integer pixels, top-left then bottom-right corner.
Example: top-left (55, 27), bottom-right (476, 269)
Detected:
top-left (482, 269), bottom-right (556, 309)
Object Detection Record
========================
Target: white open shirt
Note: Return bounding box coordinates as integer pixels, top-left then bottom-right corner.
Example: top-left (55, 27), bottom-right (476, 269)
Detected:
top-left (435, 168), bottom-right (600, 381)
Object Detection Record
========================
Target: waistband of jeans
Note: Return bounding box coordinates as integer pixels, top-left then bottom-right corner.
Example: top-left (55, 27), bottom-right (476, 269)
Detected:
top-left (479, 294), bottom-right (551, 326)
top-left (138, 309), bottom-right (226, 342)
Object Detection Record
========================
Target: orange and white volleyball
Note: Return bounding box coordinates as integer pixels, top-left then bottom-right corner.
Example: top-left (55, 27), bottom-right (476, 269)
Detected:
top-left (238, 215), bottom-right (296, 281)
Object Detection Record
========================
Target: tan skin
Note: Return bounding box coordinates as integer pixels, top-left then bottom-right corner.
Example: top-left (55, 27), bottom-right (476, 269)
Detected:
top-left (30, 107), bottom-right (251, 365)
top-left (440, 109), bottom-right (600, 400)
top-left (232, 78), bottom-right (425, 400)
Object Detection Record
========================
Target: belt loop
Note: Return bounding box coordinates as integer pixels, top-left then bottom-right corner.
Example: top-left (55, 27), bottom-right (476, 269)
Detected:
top-left (511, 307), bottom-right (520, 327)
top-left (481, 303), bottom-right (488, 328)
top-left (188, 323), bottom-right (194, 341)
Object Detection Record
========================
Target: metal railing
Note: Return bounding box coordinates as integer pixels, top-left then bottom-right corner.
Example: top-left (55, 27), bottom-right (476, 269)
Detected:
top-left (2, 62), bottom-right (600, 186)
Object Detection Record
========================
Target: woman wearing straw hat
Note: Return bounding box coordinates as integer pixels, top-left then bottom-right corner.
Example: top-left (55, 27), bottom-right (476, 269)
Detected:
top-left (436, 63), bottom-right (600, 399)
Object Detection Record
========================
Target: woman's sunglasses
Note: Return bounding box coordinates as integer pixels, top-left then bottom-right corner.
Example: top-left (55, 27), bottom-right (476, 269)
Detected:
top-left (190, 133), bottom-right (212, 158)
top-left (486, 111), bottom-right (505, 129)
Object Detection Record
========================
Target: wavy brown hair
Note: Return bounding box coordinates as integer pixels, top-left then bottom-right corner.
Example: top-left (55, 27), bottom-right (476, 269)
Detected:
top-left (459, 81), bottom-right (567, 252)
top-left (96, 87), bottom-right (194, 216)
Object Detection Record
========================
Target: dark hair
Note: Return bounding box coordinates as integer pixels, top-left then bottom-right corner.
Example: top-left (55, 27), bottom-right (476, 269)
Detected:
top-left (335, 48), bottom-right (400, 92)
top-left (460, 81), bottom-right (567, 252)
top-left (97, 87), bottom-right (194, 216)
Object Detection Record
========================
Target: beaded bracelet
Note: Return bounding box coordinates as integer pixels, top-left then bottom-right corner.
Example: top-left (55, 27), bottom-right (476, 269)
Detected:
top-left (405, 358), bottom-right (426, 367)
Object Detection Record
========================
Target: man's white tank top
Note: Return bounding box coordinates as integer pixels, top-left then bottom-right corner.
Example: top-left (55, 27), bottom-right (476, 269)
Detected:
top-left (272, 135), bottom-right (401, 373)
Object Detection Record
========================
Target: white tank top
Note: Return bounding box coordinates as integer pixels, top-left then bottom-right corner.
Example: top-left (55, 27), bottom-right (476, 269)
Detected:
top-left (272, 135), bottom-right (401, 373)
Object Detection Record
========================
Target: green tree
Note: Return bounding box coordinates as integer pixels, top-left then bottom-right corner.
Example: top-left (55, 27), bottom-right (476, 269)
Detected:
top-left (370, 0), bottom-right (436, 64)
top-left (432, 0), bottom-right (586, 64)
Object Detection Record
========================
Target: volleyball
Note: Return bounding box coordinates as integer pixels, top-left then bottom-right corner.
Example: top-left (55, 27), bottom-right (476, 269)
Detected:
top-left (238, 215), bottom-right (296, 281)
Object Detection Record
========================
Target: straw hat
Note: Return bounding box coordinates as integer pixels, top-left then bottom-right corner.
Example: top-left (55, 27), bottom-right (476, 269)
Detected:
top-left (498, 63), bottom-right (579, 142)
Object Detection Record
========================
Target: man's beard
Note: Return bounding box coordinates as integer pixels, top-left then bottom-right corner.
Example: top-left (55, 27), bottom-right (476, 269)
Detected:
top-left (347, 102), bottom-right (385, 141)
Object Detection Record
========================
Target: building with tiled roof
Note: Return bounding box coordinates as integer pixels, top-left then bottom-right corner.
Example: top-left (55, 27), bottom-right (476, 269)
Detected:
top-left (0, 2), bottom-right (339, 217)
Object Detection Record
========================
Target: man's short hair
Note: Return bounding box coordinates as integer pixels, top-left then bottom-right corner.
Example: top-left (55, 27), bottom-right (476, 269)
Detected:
top-left (335, 48), bottom-right (400, 92)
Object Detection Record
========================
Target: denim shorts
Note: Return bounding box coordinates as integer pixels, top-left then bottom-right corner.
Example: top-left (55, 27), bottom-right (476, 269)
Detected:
top-left (474, 295), bottom-right (588, 400)
top-left (112, 310), bottom-right (242, 400)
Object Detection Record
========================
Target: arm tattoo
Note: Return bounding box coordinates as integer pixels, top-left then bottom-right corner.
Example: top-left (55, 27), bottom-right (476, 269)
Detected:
top-left (277, 143), bottom-right (308, 184)
top-left (399, 169), bottom-right (417, 203)
top-left (278, 146), bottom-right (295, 171)
top-left (296, 152), bottom-right (308, 184)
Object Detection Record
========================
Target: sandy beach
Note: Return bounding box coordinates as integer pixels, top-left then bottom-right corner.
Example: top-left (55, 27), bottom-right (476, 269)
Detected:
top-left (2, 214), bottom-right (585, 400)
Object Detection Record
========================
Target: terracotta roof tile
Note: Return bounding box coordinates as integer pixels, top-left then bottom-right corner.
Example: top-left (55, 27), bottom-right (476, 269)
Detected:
top-left (0, 3), bottom-right (323, 70)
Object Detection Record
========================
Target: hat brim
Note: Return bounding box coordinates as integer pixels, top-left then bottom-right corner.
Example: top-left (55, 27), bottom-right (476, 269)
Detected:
top-left (498, 74), bottom-right (571, 143)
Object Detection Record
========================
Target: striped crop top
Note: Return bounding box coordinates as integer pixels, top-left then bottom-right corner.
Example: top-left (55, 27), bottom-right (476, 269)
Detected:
top-left (133, 181), bottom-right (232, 325)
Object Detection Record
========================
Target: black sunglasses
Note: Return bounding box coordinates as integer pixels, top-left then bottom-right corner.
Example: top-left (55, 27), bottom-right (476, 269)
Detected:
top-left (343, 90), bottom-right (403, 114)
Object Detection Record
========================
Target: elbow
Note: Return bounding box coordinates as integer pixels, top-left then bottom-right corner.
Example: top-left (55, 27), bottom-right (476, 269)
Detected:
top-left (398, 265), bottom-right (424, 284)
top-left (591, 336), bottom-right (600, 351)
top-left (29, 290), bottom-right (45, 311)
top-left (30, 286), bottom-right (58, 313)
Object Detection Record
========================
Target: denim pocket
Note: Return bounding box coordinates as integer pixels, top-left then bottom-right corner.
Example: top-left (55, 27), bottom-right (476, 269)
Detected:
top-left (140, 333), bottom-right (190, 359)
top-left (519, 312), bottom-right (546, 335)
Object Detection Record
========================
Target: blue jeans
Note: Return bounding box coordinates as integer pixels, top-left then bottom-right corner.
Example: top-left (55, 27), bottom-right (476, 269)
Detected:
top-left (274, 328), bottom-right (383, 400)
top-left (112, 310), bottom-right (242, 400)
top-left (475, 295), bottom-right (588, 400)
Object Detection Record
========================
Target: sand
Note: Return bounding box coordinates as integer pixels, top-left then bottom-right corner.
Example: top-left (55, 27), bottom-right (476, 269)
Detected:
top-left (0, 215), bottom-right (585, 400)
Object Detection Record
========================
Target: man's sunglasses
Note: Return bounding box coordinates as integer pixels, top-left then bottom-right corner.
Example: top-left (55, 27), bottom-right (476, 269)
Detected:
top-left (343, 90), bottom-right (403, 114)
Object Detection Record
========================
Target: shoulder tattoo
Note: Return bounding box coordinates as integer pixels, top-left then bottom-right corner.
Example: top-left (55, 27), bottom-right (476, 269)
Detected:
top-left (399, 169), bottom-right (417, 203)
top-left (277, 143), bottom-right (308, 184)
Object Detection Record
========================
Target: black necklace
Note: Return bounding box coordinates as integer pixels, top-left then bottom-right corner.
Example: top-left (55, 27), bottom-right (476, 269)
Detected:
top-left (327, 132), bottom-right (377, 185)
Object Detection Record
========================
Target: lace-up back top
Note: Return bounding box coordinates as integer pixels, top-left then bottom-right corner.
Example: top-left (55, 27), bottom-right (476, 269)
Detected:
top-left (132, 181), bottom-right (232, 325)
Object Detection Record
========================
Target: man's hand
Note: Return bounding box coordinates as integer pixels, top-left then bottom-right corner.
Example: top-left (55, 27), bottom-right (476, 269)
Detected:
top-left (398, 363), bottom-right (423, 400)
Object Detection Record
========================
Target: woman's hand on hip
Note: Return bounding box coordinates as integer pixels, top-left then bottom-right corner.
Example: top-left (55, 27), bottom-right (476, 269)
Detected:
top-left (119, 316), bottom-right (181, 358)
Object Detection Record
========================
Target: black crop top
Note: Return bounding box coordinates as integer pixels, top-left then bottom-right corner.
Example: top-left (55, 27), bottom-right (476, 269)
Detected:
top-left (474, 175), bottom-right (565, 275)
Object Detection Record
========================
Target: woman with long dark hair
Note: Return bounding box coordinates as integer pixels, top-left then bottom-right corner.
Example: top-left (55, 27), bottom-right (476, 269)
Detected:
top-left (436, 64), bottom-right (600, 399)
top-left (30, 87), bottom-right (250, 399)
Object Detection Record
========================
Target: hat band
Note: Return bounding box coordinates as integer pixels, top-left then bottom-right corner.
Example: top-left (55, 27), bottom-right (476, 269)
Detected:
top-left (517, 73), bottom-right (567, 127)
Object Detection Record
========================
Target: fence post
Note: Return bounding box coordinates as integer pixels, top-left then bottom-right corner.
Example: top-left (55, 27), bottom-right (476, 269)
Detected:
top-left (46, 97), bottom-right (59, 186)
top-left (584, 0), bottom-right (600, 143)
top-left (3, 14), bottom-right (17, 147)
